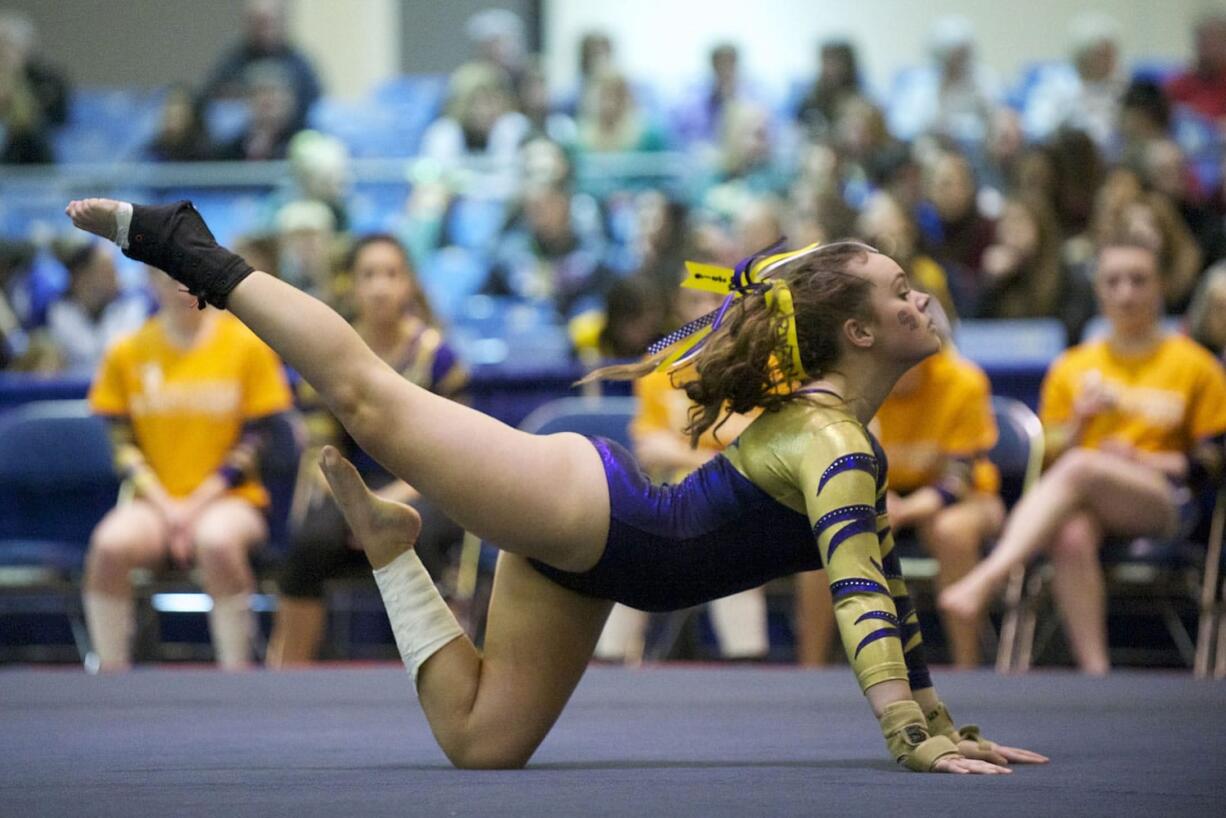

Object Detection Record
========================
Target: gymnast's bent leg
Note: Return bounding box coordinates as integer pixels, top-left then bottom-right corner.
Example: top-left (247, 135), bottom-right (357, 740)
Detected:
top-left (66, 198), bottom-right (611, 575)
top-left (322, 449), bottom-right (612, 768)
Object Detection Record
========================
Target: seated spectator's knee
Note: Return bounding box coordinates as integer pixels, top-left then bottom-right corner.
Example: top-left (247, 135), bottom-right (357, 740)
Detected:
top-left (86, 528), bottom-right (138, 584)
top-left (1050, 516), bottom-right (1100, 565)
top-left (1049, 448), bottom-right (1109, 490)
top-left (928, 510), bottom-right (979, 555)
top-left (194, 529), bottom-right (248, 575)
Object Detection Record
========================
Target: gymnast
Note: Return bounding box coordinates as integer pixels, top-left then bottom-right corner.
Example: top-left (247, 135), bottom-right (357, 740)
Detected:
top-left (67, 197), bottom-right (1047, 773)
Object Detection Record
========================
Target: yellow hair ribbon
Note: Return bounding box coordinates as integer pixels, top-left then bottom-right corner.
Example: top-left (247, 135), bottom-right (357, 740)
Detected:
top-left (764, 280), bottom-right (808, 381)
top-left (649, 240), bottom-right (823, 375)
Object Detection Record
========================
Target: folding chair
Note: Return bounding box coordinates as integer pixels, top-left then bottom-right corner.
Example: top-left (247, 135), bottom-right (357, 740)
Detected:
top-left (890, 396), bottom-right (1044, 668)
top-left (0, 400), bottom-right (119, 661)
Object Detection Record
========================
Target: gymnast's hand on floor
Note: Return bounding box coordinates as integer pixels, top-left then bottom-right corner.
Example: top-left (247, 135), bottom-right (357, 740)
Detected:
top-left (957, 736), bottom-right (1049, 766)
top-left (930, 755), bottom-right (1011, 774)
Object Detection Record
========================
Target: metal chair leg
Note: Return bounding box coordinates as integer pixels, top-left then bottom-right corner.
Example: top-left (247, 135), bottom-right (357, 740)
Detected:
top-left (996, 565), bottom-right (1027, 674)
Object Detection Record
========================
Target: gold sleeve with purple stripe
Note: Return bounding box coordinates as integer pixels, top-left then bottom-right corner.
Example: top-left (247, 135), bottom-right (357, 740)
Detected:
top-left (800, 440), bottom-right (909, 693)
top-left (873, 475), bottom-right (933, 692)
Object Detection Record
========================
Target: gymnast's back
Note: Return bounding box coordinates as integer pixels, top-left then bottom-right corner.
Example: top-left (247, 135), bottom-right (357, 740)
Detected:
top-left (723, 395), bottom-right (880, 516)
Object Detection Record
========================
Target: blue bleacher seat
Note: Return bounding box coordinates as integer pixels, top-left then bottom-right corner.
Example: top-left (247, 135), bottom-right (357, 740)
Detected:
top-left (418, 247), bottom-right (490, 319)
top-left (0, 401), bottom-right (118, 574)
top-left (954, 319), bottom-right (1067, 370)
top-left (445, 196), bottom-right (507, 251)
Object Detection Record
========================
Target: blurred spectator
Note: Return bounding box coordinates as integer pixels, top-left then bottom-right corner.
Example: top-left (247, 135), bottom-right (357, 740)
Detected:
top-left (145, 84), bottom-right (215, 162)
top-left (832, 95), bottom-right (905, 187)
top-left (0, 242), bottom-right (33, 369)
top-left (516, 59), bottom-right (576, 146)
top-left (0, 10), bottom-right (68, 127)
top-left (1089, 168), bottom-right (1202, 311)
top-left (485, 184), bottom-right (614, 318)
top-left (673, 42), bottom-right (763, 147)
top-left (1118, 79), bottom-right (1172, 169)
top-left (1047, 127), bottom-right (1106, 244)
top-left (83, 268), bottom-right (294, 672)
top-left (559, 31), bottom-right (614, 117)
top-left (420, 61), bottom-right (530, 166)
top-left (731, 195), bottom-right (785, 258)
top-left (1022, 13), bottom-right (1125, 152)
top-left (941, 240), bottom-right (1226, 675)
top-left (1187, 261), bottom-right (1226, 360)
top-left (795, 40), bottom-right (864, 139)
top-left (267, 234), bottom-right (466, 666)
top-left (877, 303), bottom-right (1004, 668)
top-left (274, 199), bottom-right (340, 303)
top-left (889, 16), bottom-right (1002, 145)
top-left (571, 274), bottom-right (669, 363)
top-left (788, 141), bottom-right (857, 239)
top-left (699, 102), bottom-right (787, 215)
top-left (0, 33), bottom-right (51, 163)
top-left (1165, 12), bottom-right (1226, 123)
top-left (285, 130), bottom-right (351, 231)
top-left (977, 196), bottom-right (1066, 320)
top-left (917, 150), bottom-right (997, 313)
top-left (215, 61), bottom-right (300, 161)
top-left (596, 285), bottom-right (766, 663)
top-left (201, 0), bottom-right (321, 131)
top-left (857, 190), bottom-right (956, 320)
top-left (575, 70), bottom-right (666, 154)
top-left (1141, 138), bottom-right (1225, 264)
top-left (629, 189), bottom-right (689, 289)
top-left (982, 107), bottom-right (1026, 193)
top-left (43, 241), bottom-right (148, 376)
top-left (465, 7), bottom-right (528, 95)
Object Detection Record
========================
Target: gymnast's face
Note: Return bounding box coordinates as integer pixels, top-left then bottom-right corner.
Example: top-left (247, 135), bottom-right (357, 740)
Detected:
top-left (849, 252), bottom-right (940, 364)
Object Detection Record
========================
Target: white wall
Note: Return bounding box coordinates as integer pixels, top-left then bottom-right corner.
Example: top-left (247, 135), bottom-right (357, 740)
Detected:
top-left (290, 0), bottom-right (400, 100)
top-left (543, 0), bottom-right (1218, 101)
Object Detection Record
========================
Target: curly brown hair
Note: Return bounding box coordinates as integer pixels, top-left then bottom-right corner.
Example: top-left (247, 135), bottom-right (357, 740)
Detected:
top-left (588, 240), bottom-right (877, 445)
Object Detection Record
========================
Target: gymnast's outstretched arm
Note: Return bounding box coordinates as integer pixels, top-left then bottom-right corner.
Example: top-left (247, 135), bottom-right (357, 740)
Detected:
top-left (798, 421), bottom-right (1046, 771)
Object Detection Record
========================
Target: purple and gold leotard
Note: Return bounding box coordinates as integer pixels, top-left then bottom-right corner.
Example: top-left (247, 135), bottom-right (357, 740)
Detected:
top-left (529, 394), bottom-right (931, 693)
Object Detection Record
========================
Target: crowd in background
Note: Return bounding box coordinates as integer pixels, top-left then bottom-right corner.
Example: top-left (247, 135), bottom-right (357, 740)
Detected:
top-left (1, 2), bottom-right (1225, 672)
top-left (1, 3), bottom-right (1225, 377)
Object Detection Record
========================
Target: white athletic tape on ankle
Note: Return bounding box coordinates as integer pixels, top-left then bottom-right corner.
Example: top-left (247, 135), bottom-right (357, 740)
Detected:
top-left (113, 202), bottom-right (134, 250)
top-left (373, 550), bottom-right (464, 686)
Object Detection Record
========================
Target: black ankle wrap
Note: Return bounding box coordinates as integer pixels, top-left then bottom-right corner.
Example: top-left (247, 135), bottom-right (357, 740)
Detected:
top-left (122, 201), bottom-right (254, 309)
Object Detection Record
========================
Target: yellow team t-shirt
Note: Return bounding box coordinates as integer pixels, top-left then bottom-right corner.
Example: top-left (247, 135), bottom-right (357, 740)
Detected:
top-left (874, 348), bottom-right (1000, 495)
top-left (89, 313), bottom-right (293, 506)
top-left (631, 368), bottom-right (756, 481)
top-left (1040, 334), bottom-right (1226, 455)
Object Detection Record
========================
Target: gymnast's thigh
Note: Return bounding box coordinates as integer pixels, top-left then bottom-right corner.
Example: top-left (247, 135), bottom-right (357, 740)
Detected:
top-left (473, 553), bottom-right (613, 741)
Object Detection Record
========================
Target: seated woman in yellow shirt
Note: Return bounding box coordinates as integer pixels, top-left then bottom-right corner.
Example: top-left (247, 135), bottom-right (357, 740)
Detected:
top-left (875, 305), bottom-right (1003, 668)
top-left (942, 239), bottom-right (1226, 674)
top-left (85, 268), bottom-right (294, 672)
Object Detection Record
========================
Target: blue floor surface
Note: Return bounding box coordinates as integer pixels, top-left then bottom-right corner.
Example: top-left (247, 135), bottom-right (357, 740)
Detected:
top-left (1, 665), bottom-right (1223, 817)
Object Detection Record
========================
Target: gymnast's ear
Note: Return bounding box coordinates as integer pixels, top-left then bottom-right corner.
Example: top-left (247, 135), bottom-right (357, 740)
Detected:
top-left (842, 316), bottom-right (875, 350)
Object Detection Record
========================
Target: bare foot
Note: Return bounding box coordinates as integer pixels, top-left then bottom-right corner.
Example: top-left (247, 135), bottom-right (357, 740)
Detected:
top-left (319, 445), bottom-right (421, 570)
top-left (938, 578), bottom-right (992, 622)
top-left (65, 198), bottom-right (126, 242)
